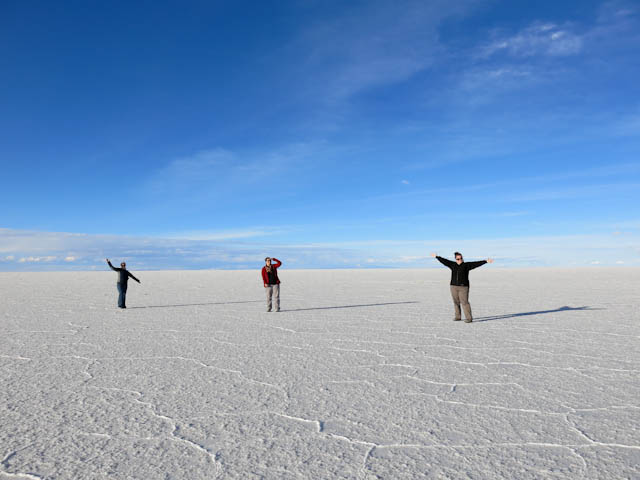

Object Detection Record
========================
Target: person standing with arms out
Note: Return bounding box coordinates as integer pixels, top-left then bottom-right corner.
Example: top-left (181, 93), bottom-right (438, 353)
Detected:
top-left (261, 257), bottom-right (282, 312)
top-left (106, 259), bottom-right (141, 309)
top-left (431, 252), bottom-right (493, 323)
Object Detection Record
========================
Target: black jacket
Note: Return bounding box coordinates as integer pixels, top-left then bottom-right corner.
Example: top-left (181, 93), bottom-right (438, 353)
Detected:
top-left (436, 256), bottom-right (486, 286)
top-left (107, 261), bottom-right (140, 287)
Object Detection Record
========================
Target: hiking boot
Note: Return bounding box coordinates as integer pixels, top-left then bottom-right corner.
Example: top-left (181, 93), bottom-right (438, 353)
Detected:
top-left (464, 319), bottom-right (472, 323)
top-left (453, 318), bottom-right (462, 321)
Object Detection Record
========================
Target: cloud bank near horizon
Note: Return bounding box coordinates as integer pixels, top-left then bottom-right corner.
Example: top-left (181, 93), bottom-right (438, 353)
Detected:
top-left (1, 227), bottom-right (637, 271)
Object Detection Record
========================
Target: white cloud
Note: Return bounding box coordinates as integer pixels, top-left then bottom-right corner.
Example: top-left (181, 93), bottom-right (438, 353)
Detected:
top-left (18, 256), bottom-right (57, 263)
top-left (64, 256), bottom-right (77, 262)
top-left (455, 10), bottom-right (640, 105)
top-left (480, 23), bottom-right (583, 58)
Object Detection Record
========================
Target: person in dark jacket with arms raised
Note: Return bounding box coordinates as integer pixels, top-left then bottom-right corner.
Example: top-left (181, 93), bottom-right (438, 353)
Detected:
top-left (261, 257), bottom-right (282, 312)
top-left (106, 259), bottom-right (141, 309)
top-left (431, 252), bottom-right (493, 323)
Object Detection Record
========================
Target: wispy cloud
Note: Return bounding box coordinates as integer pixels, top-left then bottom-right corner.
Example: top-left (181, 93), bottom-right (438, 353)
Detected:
top-left (145, 143), bottom-right (321, 200)
top-left (364, 163), bottom-right (640, 205)
top-left (455, 66), bottom-right (541, 106)
top-left (507, 182), bottom-right (640, 202)
top-left (165, 228), bottom-right (281, 241)
top-left (493, 211), bottom-right (530, 217)
top-left (595, 0), bottom-right (639, 32)
top-left (450, 6), bottom-right (639, 110)
top-left (479, 23), bottom-right (583, 59)
top-left (284, 233), bottom-right (640, 267)
top-left (286, 0), bottom-right (478, 101)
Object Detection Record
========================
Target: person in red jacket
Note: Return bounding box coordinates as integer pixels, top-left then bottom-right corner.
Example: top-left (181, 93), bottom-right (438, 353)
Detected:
top-left (261, 257), bottom-right (282, 312)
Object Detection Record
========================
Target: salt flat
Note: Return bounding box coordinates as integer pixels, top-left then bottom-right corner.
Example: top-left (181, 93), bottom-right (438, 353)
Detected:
top-left (1, 268), bottom-right (639, 479)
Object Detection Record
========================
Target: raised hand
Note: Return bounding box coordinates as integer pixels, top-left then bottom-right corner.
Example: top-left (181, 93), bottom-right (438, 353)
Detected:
top-left (487, 258), bottom-right (494, 263)
top-left (430, 253), bottom-right (437, 258)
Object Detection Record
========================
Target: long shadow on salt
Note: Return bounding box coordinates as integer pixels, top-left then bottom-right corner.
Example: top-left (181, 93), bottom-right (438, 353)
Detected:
top-left (281, 301), bottom-right (419, 312)
top-left (474, 305), bottom-right (603, 322)
top-left (128, 300), bottom-right (263, 309)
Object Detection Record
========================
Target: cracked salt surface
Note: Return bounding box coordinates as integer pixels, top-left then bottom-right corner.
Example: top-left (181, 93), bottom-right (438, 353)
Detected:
top-left (1, 268), bottom-right (639, 479)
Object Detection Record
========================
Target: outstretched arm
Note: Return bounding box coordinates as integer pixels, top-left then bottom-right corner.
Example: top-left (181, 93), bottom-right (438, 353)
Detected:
top-left (431, 253), bottom-right (455, 268)
top-left (106, 259), bottom-right (120, 271)
top-left (466, 259), bottom-right (491, 270)
top-left (128, 272), bottom-right (141, 283)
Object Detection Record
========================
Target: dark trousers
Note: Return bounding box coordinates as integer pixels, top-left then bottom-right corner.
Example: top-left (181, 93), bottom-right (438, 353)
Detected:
top-left (117, 283), bottom-right (127, 308)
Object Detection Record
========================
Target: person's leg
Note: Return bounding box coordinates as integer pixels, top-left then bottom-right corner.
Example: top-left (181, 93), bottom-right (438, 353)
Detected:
top-left (459, 286), bottom-right (472, 322)
top-left (450, 286), bottom-right (462, 320)
top-left (266, 286), bottom-right (273, 312)
top-left (274, 284), bottom-right (280, 311)
top-left (117, 283), bottom-right (124, 308)
top-left (121, 286), bottom-right (127, 308)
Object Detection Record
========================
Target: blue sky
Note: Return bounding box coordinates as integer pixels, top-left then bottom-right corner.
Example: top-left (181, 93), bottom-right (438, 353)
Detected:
top-left (1, 0), bottom-right (639, 270)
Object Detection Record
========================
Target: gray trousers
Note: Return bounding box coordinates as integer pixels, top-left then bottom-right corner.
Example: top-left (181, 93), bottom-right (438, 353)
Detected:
top-left (266, 284), bottom-right (280, 311)
top-left (450, 285), bottom-right (472, 320)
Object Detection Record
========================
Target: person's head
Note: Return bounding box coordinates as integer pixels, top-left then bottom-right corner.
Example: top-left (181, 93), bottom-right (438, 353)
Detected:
top-left (454, 252), bottom-right (463, 264)
top-left (120, 261), bottom-right (126, 268)
top-left (265, 257), bottom-right (271, 265)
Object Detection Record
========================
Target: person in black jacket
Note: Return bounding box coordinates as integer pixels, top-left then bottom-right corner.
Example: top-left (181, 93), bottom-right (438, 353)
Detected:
top-left (106, 259), bottom-right (141, 308)
top-left (431, 252), bottom-right (493, 323)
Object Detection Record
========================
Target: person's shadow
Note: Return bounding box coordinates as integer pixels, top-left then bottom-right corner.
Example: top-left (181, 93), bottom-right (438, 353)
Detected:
top-left (473, 305), bottom-right (602, 322)
top-left (128, 300), bottom-right (263, 309)
top-left (281, 301), bottom-right (419, 312)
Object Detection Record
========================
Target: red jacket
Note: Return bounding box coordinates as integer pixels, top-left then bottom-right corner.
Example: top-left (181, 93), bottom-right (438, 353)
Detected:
top-left (261, 258), bottom-right (282, 285)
